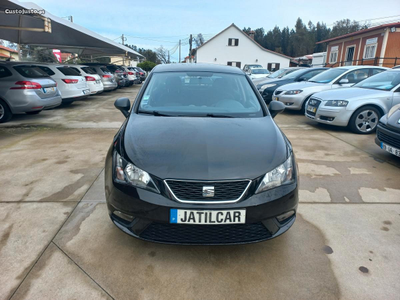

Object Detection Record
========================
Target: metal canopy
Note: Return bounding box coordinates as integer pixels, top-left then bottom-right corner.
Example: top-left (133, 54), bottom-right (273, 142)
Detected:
top-left (0, 0), bottom-right (143, 59)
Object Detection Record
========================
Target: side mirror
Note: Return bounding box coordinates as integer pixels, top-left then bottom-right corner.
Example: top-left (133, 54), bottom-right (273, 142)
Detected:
top-left (269, 100), bottom-right (285, 118)
top-left (114, 97), bottom-right (131, 117)
top-left (339, 78), bottom-right (349, 84)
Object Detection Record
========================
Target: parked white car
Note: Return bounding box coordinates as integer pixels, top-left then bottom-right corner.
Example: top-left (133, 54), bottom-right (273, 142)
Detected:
top-left (119, 66), bottom-right (137, 85)
top-left (34, 64), bottom-right (90, 104)
top-left (69, 65), bottom-right (104, 95)
top-left (273, 66), bottom-right (388, 112)
top-left (247, 68), bottom-right (271, 80)
top-left (305, 69), bottom-right (400, 134)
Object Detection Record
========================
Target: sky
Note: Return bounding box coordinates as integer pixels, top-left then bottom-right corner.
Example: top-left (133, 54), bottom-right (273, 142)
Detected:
top-left (28, 0), bottom-right (400, 62)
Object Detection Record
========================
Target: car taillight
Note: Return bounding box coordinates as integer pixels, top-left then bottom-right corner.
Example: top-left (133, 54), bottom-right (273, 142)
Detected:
top-left (85, 76), bottom-right (96, 81)
top-left (128, 72), bottom-right (134, 75)
top-left (115, 70), bottom-right (121, 73)
top-left (62, 79), bottom-right (79, 84)
top-left (139, 72), bottom-right (144, 75)
top-left (103, 74), bottom-right (112, 78)
top-left (10, 81), bottom-right (42, 90)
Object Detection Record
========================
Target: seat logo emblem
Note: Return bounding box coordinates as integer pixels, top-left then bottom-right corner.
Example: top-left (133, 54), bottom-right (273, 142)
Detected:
top-left (202, 186), bottom-right (215, 197)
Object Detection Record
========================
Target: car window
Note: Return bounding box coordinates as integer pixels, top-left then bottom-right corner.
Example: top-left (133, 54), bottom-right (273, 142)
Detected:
top-left (268, 68), bottom-right (288, 78)
top-left (355, 71), bottom-right (400, 91)
top-left (340, 69), bottom-right (369, 84)
top-left (308, 68), bottom-right (347, 83)
top-left (370, 68), bottom-right (385, 76)
top-left (36, 66), bottom-right (55, 76)
top-left (284, 69), bottom-right (308, 79)
top-left (138, 72), bottom-right (263, 118)
top-left (13, 66), bottom-right (49, 78)
top-left (81, 67), bottom-right (97, 74)
top-left (69, 67), bottom-right (82, 75)
top-left (0, 66), bottom-right (12, 78)
top-left (100, 67), bottom-right (111, 74)
top-left (57, 67), bottom-right (81, 76)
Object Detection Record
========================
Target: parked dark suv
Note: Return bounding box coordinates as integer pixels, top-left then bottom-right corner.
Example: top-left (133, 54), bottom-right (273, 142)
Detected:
top-left (105, 64), bottom-right (299, 245)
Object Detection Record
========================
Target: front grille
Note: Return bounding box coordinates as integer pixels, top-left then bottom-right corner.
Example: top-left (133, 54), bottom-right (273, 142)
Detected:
top-left (165, 180), bottom-right (250, 202)
top-left (275, 90), bottom-right (283, 96)
top-left (305, 98), bottom-right (321, 117)
top-left (377, 128), bottom-right (400, 149)
top-left (140, 222), bottom-right (271, 244)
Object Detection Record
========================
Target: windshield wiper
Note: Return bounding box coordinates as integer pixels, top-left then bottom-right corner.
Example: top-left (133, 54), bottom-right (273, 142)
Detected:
top-left (205, 114), bottom-right (234, 118)
top-left (139, 110), bottom-right (174, 116)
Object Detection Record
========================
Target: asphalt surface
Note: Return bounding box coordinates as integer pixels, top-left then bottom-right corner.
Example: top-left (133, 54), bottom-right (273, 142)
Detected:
top-left (0, 85), bottom-right (399, 300)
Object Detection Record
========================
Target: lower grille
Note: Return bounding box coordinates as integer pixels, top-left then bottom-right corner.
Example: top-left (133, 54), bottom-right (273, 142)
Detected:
top-left (165, 180), bottom-right (250, 202)
top-left (377, 129), bottom-right (400, 149)
top-left (140, 222), bottom-right (271, 244)
top-left (305, 98), bottom-right (321, 117)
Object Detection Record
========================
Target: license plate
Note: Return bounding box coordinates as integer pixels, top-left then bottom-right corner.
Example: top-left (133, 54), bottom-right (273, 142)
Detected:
top-left (170, 209), bottom-right (246, 225)
top-left (42, 87), bottom-right (55, 93)
top-left (381, 142), bottom-right (400, 157)
top-left (307, 106), bottom-right (317, 113)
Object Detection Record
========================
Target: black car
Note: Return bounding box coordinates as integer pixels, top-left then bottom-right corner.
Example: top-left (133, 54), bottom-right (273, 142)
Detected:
top-left (256, 67), bottom-right (328, 104)
top-left (105, 64), bottom-right (299, 245)
top-left (375, 104), bottom-right (400, 158)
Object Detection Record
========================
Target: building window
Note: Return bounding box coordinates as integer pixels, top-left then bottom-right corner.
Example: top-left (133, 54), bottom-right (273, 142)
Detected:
top-left (227, 61), bottom-right (241, 68)
top-left (267, 63), bottom-right (280, 72)
top-left (228, 38), bottom-right (239, 46)
top-left (363, 37), bottom-right (378, 59)
top-left (329, 46), bottom-right (339, 63)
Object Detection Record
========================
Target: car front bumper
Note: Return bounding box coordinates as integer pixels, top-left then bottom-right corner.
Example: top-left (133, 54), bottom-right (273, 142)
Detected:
top-left (305, 105), bottom-right (353, 127)
top-left (105, 157), bottom-right (299, 245)
top-left (273, 93), bottom-right (306, 110)
top-left (375, 123), bottom-right (400, 152)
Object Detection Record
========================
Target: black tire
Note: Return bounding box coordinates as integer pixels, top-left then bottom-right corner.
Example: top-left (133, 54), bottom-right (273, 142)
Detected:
top-left (349, 106), bottom-right (381, 134)
top-left (61, 101), bottom-right (74, 106)
top-left (300, 95), bottom-right (312, 114)
top-left (0, 100), bottom-right (12, 123)
top-left (26, 110), bottom-right (42, 115)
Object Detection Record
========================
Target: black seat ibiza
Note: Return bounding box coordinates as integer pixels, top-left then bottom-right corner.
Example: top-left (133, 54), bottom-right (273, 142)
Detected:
top-left (105, 64), bottom-right (299, 245)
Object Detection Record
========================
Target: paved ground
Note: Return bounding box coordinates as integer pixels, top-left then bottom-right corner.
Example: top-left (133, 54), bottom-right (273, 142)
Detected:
top-left (0, 85), bottom-right (399, 300)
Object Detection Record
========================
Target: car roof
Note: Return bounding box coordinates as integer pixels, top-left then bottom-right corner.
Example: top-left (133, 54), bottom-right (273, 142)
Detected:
top-left (152, 63), bottom-right (245, 74)
top-left (335, 66), bottom-right (388, 70)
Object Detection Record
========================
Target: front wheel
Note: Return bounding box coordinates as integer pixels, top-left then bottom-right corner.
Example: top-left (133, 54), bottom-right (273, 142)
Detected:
top-left (349, 106), bottom-right (381, 134)
top-left (0, 100), bottom-right (12, 123)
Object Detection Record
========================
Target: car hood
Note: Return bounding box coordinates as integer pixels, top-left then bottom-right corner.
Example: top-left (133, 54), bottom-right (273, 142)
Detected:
top-left (277, 81), bottom-right (329, 91)
top-left (386, 107), bottom-right (400, 130)
top-left (123, 115), bottom-right (288, 180)
top-left (312, 87), bottom-right (390, 101)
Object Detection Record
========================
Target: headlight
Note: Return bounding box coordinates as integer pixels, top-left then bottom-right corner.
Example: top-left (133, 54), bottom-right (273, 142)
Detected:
top-left (114, 151), bottom-right (159, 193)
top-left (256, 154), bottom-right (294, 194)
top-left (260, 84), bottom-right (276, 91)
top-left (325, 100), bottom-right (348, 107)
top-left (285, 90), bottom-right (302, 95)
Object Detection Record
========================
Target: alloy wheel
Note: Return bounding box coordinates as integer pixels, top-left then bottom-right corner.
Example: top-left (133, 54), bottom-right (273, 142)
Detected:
top-left (355, 110), bottom-right (378, 133)
top-left (0, 103), bottom-right (4, 120)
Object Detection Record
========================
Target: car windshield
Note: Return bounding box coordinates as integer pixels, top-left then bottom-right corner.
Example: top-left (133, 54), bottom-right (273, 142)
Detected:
top-left (355, 71), bottom-right (400, 91)
top-left (267, 69), bottom-right (288, 78)
top-left (252, 69), bottom-right (270, 74)
top-left (308, 68), bottom-right (347, 83)
top-left (57, 67), bottom-right (81, 76)
top-left (138, 72), bottom-right (263, 118)
top-left (283, 69), bottom-right (308, 79)
top-left (248, 65), bottom-right (262, 69)
top-left (13, 66), bottom-right (49, 78)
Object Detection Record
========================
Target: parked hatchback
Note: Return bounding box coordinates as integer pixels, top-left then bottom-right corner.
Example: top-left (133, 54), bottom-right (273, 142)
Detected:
top-left (273, 66), bottom-right (387, 112)
top-left (81, 63), bottom-right (118, 91)
top-left (305, 69), bottom-right (400, 134)
top-left (0, 62), bottom-right (62, 123)
top-left (69, 65), bottom-right (104, 95)
top-left (35, 64), bottom-right (90, 104)
top-left (105, 64), bottom-right (299, 245)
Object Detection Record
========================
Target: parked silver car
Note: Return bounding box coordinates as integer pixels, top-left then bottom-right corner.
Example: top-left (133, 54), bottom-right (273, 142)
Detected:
top-left (0, 62), bottom-right (62, 123)
top-left (305, 69), bottom-right (400, 134)
top-left (273, 66), bottom-right (388, 112)
top-left (81, 63), bottom-right (118, 91)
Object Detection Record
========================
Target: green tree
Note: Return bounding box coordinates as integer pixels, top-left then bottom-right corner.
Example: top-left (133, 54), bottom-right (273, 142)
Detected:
top-left (137, 61), bottom-right (157, 71)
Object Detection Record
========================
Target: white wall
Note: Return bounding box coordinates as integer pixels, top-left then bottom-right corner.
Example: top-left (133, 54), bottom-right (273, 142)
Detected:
top-left (196, 26), bottom-right (290, 69)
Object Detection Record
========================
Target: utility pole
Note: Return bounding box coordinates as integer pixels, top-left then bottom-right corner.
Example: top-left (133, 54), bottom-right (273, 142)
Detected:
top-left (189, 34), bottom-right (192, 63)
top-left (121, 34), bottom-right (127, 65)
top-left (168, 51), bottom-right (170, 64)
top-left (179, 39), bottom-right (181, 63)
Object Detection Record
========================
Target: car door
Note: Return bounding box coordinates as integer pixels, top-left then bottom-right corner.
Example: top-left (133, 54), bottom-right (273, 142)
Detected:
top-left (392, 85), bottom-right (400, 107)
